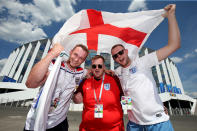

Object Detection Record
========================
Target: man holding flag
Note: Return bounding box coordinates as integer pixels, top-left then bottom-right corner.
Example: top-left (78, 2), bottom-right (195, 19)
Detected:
top-left (111, 4), bottom-right (180, 131)
top-left (24, 43), bottom-right (89, 131)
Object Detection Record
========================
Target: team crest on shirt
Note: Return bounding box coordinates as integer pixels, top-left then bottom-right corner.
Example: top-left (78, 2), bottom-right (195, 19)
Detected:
top-left (75, 77), bottom-right (81, 89)
top-left (75, 77), bottom-right (81, 84)
top-left (104, 83), bottom-right (110, 91)
top-left (129, 66), bottom-right (137, 74)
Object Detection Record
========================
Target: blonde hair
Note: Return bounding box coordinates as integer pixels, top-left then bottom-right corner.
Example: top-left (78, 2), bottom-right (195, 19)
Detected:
top-left (72, 44), bottom-right (89, 55)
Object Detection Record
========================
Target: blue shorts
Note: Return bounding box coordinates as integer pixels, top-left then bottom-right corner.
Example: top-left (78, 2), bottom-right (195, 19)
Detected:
top-left (127, 120), bottom-right (174, 131)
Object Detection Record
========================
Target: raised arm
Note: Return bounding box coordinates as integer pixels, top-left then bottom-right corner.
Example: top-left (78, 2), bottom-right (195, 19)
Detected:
top-left (25, 43), bottom-right (64, 88)
top-left (156, 4), bottom-right (181, 61)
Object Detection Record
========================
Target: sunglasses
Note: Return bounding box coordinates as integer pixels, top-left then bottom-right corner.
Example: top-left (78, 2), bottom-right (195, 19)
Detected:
top-left (92, 64), bottom-right (103, 69)
top-left (112, 49), bottom-right (124, 59)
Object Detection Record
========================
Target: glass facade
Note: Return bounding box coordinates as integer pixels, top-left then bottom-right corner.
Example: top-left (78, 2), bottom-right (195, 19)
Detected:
top-left (160, 64), bottom-right (167, 85)
top-left (18, 42), bottom-right (37, 82)
top-left (100, 53), bottom-right (111, 70)
top-left (151, 66), bottom-right (159, 85)
top-left (84, 50), bottom-right (97, 69)
top-left (13, 46), bottom-right (26, 79)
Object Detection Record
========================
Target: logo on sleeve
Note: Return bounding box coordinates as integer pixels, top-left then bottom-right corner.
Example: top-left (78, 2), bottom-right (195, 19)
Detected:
top-left (129, 66), bottom-right (137, 74)
top-left (104, 83), bottom-right (110, 91)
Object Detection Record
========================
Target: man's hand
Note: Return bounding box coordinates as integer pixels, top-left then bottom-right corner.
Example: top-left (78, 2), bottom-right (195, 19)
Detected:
top-left (105, 69), bottom-right (115, 76)
top-left (162, 4), bottom-right (176, 18)
top-left (49, 43), bottom-right (65, 58)
top-left (73, 92), bottom-right (83, 104)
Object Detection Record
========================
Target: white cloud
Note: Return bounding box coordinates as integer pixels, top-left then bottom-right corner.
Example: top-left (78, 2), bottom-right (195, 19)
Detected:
top-left (172, 48), bottom-right (197, 63)
top-left (0, 18), bottom-right (47, 44)
top-left (183, 48), bottom-right (197, 59)
top-left (31, 0), bottom-right (75, 26)
top-left (128, 0), bottom-right (148, 12)
top-left (190, 92), bottom-right (197, 98)
top-left (185, 92), bottom-right (197, 98)
top-left (0, 0), bottom-right (75, 44)
top-left (184, 53), bottom-right (194, 59)
top-left (0, 58), bottom-right (7, 74)
top-left (170, 57), bottom-right (183, 63)
top-left (182, 74), bottom-right (197, 98)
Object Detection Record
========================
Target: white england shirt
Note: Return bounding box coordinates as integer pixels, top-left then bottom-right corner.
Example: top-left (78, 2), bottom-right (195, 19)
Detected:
top-left (25, 61), bottom-right (86, 130)
top-left (115, 52), bottom-right (169, 125)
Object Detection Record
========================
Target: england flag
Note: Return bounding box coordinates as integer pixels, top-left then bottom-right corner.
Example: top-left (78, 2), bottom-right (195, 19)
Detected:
top-left (53, 9), bottom-right (165, 57)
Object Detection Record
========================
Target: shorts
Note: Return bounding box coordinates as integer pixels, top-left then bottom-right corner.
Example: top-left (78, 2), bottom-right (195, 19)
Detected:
top-left (24, 118), bottom-right (68, 131)
top-left (127, 120), bottom-right (174, 131)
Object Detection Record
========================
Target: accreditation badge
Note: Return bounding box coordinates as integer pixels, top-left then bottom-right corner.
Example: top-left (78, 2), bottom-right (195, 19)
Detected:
top-left (129, 66), bottom-right (137, 74)
top-left (94, 104), bottom-right (103, 118)
top-left (49, 97), bottom-right (60, 113)
top-left (121, 96), bottom-right (133, 110)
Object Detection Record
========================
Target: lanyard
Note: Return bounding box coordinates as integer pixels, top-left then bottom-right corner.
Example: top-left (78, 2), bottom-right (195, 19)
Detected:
top-left (93, 73), bottom-right (105, 104)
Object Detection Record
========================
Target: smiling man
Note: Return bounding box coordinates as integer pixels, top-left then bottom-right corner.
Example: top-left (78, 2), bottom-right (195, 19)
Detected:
top-left (24, 43), bottom-right (89, 131)
top-left (111, 4), bottom-right (180, 131)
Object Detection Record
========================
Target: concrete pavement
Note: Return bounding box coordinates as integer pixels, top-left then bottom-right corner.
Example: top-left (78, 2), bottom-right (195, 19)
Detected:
top-left (0, 106), bottom-right (197, 131)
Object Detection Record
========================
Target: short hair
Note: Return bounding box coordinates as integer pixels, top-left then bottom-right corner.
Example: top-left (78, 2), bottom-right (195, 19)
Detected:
top-left (111, 44), bottom-right (125, 52)
top-left (72, 44), bottom-right (89, 55)
top-left (91, 55), bottom-right (105, 63)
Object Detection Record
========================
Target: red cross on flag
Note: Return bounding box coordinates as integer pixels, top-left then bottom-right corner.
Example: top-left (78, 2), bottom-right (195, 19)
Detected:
top-left (53, 9), bottom-right (165, 58)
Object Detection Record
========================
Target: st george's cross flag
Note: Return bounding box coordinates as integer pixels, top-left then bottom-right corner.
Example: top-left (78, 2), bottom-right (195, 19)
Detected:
top-left (52, 9), bottom-right (165, 58)
top-left (34, 9), bottom-right (165, 131)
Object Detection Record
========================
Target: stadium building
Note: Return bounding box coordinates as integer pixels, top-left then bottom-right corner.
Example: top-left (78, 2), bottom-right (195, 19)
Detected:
top-left (0, 38), bottom-right (196, 115)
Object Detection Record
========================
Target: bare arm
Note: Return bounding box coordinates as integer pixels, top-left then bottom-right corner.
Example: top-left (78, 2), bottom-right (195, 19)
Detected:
top-left (25, 44), bottom-right (64, 88)
top-left (156, 4), bottom-right (181, 62)
top-left (73, 92), bottom-right (83, 104)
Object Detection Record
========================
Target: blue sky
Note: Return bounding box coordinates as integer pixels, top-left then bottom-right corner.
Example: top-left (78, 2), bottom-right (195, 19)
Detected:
top-left (0, 0), bottom-right (197, 98)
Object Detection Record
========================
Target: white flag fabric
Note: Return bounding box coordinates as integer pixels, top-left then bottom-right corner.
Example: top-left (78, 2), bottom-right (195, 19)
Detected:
top-left (34, 54), bottom-right (62, 131)
top-left (34, 52), bottom-right (68, 131)
top-left (34, 9), bottom-right (165, 131)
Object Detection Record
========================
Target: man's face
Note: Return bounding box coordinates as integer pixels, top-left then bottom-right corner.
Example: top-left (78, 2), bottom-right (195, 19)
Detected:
top-left (91, 58), bottom-right (105, 79)
top-left (111, 45), bottom-right (129, 67)
top-left (69, 47), bottom-right (87, 68)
